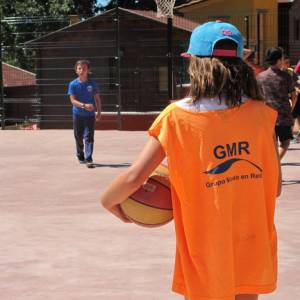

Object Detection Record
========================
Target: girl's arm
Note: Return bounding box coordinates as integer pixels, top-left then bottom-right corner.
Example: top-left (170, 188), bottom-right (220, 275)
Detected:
top-left (100, 136), bottom-right (166, 222)
top-left (273, 133), bottom-right (282, 197)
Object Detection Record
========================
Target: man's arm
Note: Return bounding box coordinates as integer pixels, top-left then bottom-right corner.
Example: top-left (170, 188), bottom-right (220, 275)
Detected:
top-left (69, 95), bottom-right (94, 112)
top-left (290, 91), bottom-right (297, 110)
top-left (94, 93), bottom-right (102, 121)
top-left (256, 76), bottom-right (266, 99)
top-left (69, 94), bottom-right (85, 109)
top-left (287, 73), bottom-right (297, 109)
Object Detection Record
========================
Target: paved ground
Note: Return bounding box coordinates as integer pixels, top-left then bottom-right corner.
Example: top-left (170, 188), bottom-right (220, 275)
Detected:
top-left (0, 130), bottom-right (299, 300)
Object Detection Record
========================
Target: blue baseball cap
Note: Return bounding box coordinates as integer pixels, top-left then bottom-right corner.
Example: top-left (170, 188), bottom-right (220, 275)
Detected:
top-left (182, 20), bottom-right (244, 58)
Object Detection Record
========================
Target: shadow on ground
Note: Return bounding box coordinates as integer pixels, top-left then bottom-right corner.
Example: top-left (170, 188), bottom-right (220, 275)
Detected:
top-left (281, 162), bottom-right (300, 167)
top-left (282, 179), bottom-right (300, 186)
top-left (92, 163), bottom-right (131, 168)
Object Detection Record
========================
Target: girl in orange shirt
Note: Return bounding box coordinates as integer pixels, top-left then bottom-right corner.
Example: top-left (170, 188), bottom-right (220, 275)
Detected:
top-left (100, 21), bottom-right (281, 300)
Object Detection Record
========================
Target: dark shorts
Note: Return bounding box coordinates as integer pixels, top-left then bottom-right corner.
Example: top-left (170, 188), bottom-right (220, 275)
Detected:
top-left (275, 125), bottom-right (293, 143)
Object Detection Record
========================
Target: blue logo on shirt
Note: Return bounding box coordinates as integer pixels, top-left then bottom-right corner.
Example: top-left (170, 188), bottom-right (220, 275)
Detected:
top-left (204, 141), bottom-right (262, 174)
top-left (204, 158), bottom-right (262, 174)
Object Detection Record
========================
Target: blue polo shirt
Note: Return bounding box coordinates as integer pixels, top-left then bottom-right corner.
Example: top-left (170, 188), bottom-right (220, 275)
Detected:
top-left (68, 78), bottom-right (100, 116)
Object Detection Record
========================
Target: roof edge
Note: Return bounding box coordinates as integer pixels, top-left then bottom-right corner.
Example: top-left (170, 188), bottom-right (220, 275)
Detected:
top-left (26, 7), bottom-right (196, 44)
top-left (175, 0), bottom-right (207, 9)
top-left (121, 8), bottom-right (197, 32)
top-left (2, 62), bottom-right (36, 76)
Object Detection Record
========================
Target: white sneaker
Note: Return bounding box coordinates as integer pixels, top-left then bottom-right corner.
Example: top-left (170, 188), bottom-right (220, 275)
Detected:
top-left (86, 161), bottom-right (94, 168)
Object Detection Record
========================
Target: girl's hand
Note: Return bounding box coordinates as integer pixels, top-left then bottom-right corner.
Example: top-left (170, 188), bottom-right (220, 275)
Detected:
top-left (109, 204), bottom-right (133, 223)
top-left (100, 137), bottom-right (165, 222)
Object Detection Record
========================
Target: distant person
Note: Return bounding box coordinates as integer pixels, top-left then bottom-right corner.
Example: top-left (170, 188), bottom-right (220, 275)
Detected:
top-left (243, 48), bottom-right (264, 76)
top-left (283, 56), bottom-right (300, 142)
top-left (282, 55), bottom-right (298, 85)
top-left (257, 48), bottom-right (297, 160)
top-left (101, 21), bottom-right (281, 300)
top-left (68, 60), bottom-right (101, 168)
top-left (294, 59), bottom-right (300, 75)
top-left (292, 59), bottom-right (300, 142)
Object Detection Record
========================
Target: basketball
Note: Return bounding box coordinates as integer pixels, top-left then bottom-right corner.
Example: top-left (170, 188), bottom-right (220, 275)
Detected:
top-left (120, 164), bottom-right (172, 227)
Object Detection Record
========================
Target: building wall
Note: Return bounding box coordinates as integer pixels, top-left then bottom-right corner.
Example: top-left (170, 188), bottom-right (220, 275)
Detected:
top-left (40, 113), bottom-right (159, 130)
top-left (278, 2), bottom-right (293, 55)
top-left (4, 86), bottom-right (37, 124)
top-left (253, 0), bottom-right (278, 63)
top-left (177, 0), bottom-right (278, 63)
top-left (95, 113), bottom-right (158, 130)
top-left (289, 0), bottom-right (300, 64)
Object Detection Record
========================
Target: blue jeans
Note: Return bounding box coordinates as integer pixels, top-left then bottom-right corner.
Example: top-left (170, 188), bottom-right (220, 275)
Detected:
top-left (73, 114), bottom-right (95, 161)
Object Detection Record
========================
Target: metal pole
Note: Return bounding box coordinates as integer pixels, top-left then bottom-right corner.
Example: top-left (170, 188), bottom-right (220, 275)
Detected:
top-left (115, 0), bottom-right (122, 130)
top-left (0, 19), bottom-right (5, 130)
top-left (244, 16), bottom-right (249, 48)
top-left (167, 17), bottom-right (173, 100)
top-left (257, 13), bottom-right (260, 65)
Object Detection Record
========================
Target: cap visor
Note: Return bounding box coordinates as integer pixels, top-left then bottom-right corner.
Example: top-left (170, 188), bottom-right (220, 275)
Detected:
top-left (181, 52), bottom-right (192, 58)
top-left (212, 49), bottom-right (237, 57)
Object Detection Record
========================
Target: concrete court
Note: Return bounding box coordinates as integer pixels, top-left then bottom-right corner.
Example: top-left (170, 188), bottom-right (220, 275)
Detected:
top-left (0, 130), bottom-right (299, 300)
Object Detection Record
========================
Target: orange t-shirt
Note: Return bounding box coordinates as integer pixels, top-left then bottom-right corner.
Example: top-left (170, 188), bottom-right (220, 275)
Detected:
top-left (148, 100), bottom-right (279, 300)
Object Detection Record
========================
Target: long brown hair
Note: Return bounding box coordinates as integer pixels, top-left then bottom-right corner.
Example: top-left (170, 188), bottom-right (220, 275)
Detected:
top-left (188, 55), bottom-right (263, 107)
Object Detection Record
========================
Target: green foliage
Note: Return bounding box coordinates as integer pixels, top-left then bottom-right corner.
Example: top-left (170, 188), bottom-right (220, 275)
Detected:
top-left (99, 0), bottom-right (190, 12)
top-left (2, 0), bottom-right (98, 18)
top-left (1, 0), bottom-right (190, 71)
top-left (1, 0), bottom-right (99, 71)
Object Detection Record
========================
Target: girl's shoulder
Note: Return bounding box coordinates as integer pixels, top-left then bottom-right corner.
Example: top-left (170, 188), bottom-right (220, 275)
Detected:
top-left (162, 98), bottom-right (272, 117)
top-left (247, 99), bottom-right (278, 122)
top-left (158, 101), bottom-right (178, 118)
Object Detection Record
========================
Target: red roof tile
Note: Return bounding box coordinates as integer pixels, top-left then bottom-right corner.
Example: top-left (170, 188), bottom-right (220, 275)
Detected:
top-left (2, 63), bottom-right (36, 87)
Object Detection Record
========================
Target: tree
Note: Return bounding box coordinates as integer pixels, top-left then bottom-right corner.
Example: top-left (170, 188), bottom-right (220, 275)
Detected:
top-left (1, 0), bottom-right (100, 70)
top-left (98, 0), bottom-right (190, 12)
top-left (1, 0), bottom-right (190, 70)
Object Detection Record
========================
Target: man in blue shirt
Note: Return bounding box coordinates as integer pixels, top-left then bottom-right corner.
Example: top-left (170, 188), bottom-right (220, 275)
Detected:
top-left (68, 60), bottom-right (101, 167)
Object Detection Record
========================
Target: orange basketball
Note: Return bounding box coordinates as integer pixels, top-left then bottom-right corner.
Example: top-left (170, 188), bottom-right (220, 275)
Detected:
top-left (120, 164), bottom-right (172, 227)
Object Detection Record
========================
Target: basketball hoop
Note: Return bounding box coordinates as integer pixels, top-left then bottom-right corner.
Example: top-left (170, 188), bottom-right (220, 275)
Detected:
top-left (155, 0), bottom-right (176, 18)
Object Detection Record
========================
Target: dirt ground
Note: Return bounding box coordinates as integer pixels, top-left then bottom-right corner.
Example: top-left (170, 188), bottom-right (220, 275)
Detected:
top-left (0, 130), bottom-right (299, 300)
